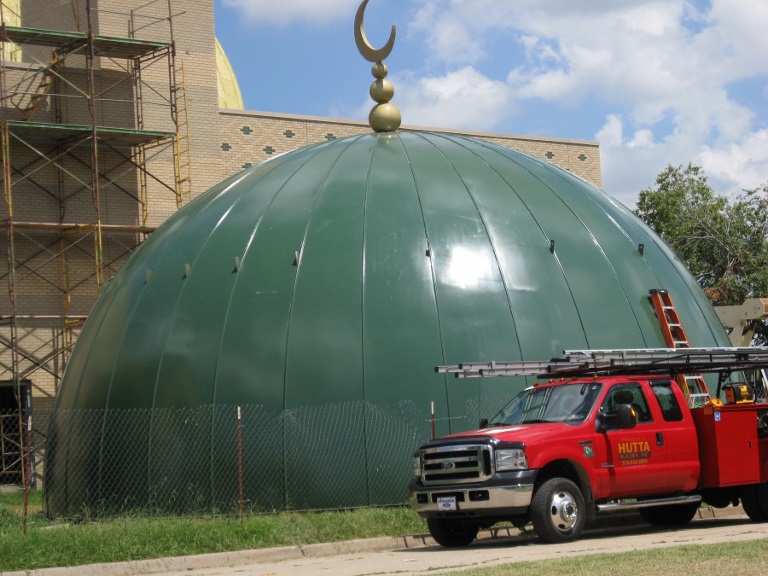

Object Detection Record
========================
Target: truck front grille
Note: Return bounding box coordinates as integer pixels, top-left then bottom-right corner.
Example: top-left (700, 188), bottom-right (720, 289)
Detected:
top-left (420, 444), bottom-right (493, 485)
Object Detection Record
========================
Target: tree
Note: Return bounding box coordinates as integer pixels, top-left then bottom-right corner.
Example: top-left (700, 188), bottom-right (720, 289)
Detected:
top-left (635, 164), bottom-right (768, 343)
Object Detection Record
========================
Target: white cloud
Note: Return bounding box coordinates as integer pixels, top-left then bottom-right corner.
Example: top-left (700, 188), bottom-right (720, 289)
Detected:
top-left (628, 129), bottom-right (655, 150)
top-left (596, 114), bottom-right (624, 148)
top-left (410, 2), bottom-right (487, 65)
top-left (707, 0), bottom-right (768, 73)
top-left (700, 129), bottom-right (768, 195)
top-left (394, 67), bottom-right (513, 131)
top-left (220, 0), bottom-right (359, 25)
top-left (598, 116), bottom-right (768, 209)
top-left (396, 0), bottom-right (767, 207)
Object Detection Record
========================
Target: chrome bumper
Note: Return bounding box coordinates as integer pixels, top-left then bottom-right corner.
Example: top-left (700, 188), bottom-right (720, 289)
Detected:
top-left (410, 482), bottom-right (534, 514)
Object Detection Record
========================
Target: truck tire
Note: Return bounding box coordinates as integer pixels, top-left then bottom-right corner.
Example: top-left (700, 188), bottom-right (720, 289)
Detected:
top-left (530, 477), bottom-right (585, 543)
top-left (639, 502), bottom-right (699, 526)
top-left (741, 484), bottom-right (768, 522)
top-left (426, 518), bottom-right (479, 547)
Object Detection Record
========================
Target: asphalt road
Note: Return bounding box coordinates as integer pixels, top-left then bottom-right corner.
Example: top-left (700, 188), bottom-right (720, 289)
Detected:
top-left (6, 508), bottom-right (767, 576)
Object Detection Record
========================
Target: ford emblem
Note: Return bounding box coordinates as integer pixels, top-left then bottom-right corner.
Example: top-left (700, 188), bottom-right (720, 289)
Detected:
top-left (441, 462), bottom-right (455, 470)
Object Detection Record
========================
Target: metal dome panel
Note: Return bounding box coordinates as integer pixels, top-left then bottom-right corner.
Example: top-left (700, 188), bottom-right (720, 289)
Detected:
top-left (45, 132), bottom-right (730, 514)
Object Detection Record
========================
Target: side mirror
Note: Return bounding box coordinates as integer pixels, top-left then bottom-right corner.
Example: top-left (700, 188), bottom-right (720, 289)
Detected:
top-left (616, 404), bottom-right (637, 430)
top-left (596, 404), bottom-right (637, 432)
top-left (478, 417), bottom-right (489, 429)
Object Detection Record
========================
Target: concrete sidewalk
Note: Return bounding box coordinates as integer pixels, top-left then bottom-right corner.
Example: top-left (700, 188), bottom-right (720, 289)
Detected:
top-left (1, 505), bottom-right (747, 576)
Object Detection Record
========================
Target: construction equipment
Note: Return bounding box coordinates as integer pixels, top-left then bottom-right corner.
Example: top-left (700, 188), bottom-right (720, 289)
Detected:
top-left (715, 298), bottom-right (768, 347)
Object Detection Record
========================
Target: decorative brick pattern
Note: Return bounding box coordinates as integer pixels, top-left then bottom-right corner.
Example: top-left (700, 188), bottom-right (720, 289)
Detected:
top-left (221, 143), bottom-right (232, 151)
top-left (284, 130), bottom-right (295, 138)
top-left (218, 111), bottom-right (602, 188)
top-left (240, 126), bottom-right (252, 135)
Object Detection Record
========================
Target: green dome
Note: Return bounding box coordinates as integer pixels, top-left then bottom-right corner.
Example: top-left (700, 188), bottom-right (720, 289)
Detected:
top-left (45, 131), bottom-right (729, 514)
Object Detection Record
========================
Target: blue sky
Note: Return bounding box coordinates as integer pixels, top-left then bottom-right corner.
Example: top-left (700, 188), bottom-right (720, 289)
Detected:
top-left (215, 0), bottom-right (767, 208)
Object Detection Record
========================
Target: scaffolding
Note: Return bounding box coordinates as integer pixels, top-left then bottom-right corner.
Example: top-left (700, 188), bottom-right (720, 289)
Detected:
top-left (0, 0), bottom-right (190, 487)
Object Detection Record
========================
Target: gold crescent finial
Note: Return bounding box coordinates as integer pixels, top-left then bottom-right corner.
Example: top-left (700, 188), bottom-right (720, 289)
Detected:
top-left (354, 0), bottom-right (396, 63)
top-left (354, 0), bottom-right (401, 132)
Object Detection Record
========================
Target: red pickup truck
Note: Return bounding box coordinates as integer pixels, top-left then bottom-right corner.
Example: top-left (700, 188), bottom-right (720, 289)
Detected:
top-left (409, 350), bottom-right (768, 546)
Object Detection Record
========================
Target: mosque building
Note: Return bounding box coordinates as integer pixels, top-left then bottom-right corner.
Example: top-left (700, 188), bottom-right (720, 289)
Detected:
top-left (0, 0), bottom-right (729, 512)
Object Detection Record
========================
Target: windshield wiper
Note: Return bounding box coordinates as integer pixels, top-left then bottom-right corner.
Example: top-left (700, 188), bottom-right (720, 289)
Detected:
top-left (520, 419), bottom-right (554, 424)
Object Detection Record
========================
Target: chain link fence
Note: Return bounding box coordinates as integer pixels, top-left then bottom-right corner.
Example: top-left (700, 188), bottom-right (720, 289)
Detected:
top-left (42, 400), bottom-right (435, 518)
top-left (3, 390), bottom-right (519, 519)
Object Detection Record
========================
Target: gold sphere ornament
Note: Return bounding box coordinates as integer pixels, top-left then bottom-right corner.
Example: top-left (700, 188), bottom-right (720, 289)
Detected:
top-left (369, 103), bottom-right (401, 133)
top-left (370, 78), bottom-right (394, 103)
top-left (371, 62), bottom-right (388, 79)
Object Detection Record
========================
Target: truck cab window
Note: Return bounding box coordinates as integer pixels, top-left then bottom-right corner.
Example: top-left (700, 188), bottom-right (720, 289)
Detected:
top-left (650, 380), bottom-right (683, 422)
top-left (488, 382), bottom-right (603, 426)
top-left (600, 384), bottom-right (652, 423)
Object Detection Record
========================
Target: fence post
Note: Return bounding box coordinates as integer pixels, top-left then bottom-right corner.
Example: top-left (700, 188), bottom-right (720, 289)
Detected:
top-left (237, 406), bottom-right (243, 524)
top-left (23, 414), bottom-right (31, 536)
top-left (431, 401), bottom-right (435, 439)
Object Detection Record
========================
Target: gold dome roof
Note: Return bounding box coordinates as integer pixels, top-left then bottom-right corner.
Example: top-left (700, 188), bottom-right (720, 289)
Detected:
top-left (215, 38), bottom-right (244, 110)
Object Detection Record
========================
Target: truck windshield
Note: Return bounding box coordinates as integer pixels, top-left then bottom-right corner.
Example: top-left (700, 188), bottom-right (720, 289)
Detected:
top-left (488, 382), bottom-right (603, 426)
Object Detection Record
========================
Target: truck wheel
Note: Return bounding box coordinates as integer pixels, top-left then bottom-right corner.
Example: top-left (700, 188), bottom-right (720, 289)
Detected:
top-left (530, 477), bottom-right (585, 543)
top-left (426, 518), bottom-right (479, 547)
top-left (639, 503), bottom-right (699, 526)
top-left (741, 484), bottom-right (768, 522)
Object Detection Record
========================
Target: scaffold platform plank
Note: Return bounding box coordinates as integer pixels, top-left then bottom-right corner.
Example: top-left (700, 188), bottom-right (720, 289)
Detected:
top-left (0, 24), bottom-right (171, 59)
top-left (3, 120), bottom-right (174, 146)
top-left (0, 221), bottom-right (157, 234)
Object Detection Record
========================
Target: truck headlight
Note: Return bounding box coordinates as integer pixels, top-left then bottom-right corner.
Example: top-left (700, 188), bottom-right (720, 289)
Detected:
top-left (495, 448), bottom-right (527, 471)
top-left (413, 455), bottom-right (422, 477)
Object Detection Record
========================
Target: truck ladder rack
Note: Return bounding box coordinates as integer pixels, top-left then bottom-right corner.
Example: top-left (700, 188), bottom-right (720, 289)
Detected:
top-left (436, 347), bottom-right (768, 379)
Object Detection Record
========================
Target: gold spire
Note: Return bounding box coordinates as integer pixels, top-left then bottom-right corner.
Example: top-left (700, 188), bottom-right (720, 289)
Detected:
top-left (354, 0), bottom-right (401, 133)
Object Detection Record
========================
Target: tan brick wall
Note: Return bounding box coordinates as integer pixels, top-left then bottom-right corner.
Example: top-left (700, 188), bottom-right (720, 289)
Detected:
top-left (218, 110), bottom-right (602, 188)
top-left (24, 0), bottom-right (85, 31)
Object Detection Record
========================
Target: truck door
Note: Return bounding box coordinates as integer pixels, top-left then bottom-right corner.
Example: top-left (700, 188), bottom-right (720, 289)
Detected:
top-left (648, 379), bottom-right (699, 492)
top-left (593, 382), bottom-right (673, 498)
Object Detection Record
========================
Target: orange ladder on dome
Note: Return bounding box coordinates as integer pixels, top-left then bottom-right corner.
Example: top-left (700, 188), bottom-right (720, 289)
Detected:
top-left (649, 289), bottom-right (711, 406)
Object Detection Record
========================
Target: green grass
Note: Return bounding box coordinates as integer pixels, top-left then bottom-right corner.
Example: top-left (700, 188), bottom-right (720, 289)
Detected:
top-left (4, 491), bottom-right (768, 576)
top-left (0, 489), bottom-right (426, 572)
top-left (441, 539), bottom-right (768, 576)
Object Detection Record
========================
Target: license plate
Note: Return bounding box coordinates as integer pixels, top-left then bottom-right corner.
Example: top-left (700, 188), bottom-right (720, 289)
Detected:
top-left (437, 496), bottom-right (457, 511)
